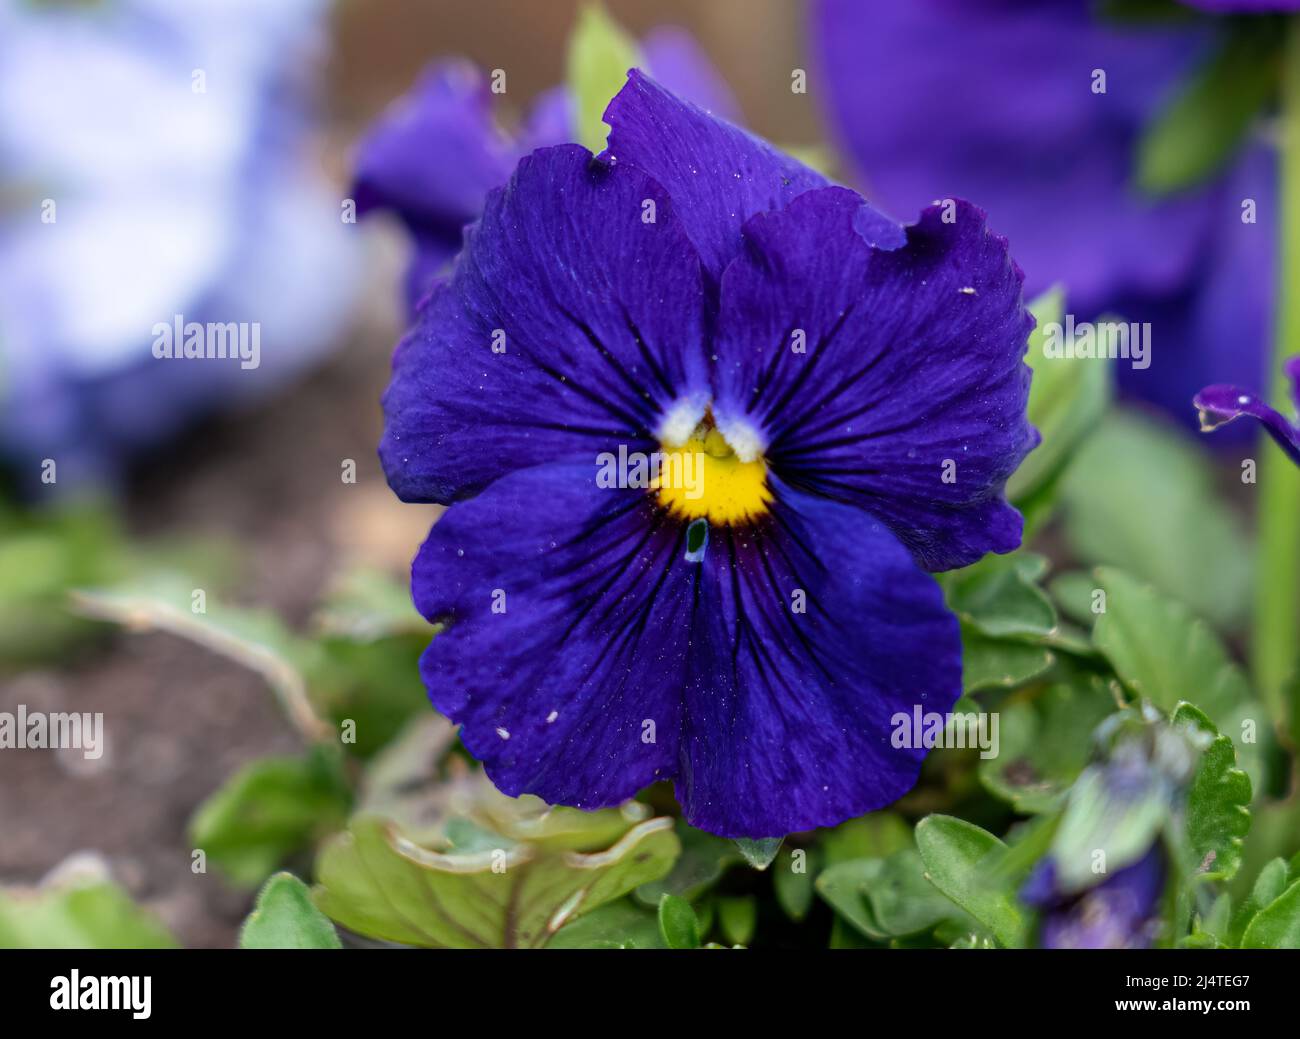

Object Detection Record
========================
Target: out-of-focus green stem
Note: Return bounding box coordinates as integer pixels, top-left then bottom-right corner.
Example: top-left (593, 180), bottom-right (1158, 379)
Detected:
top-left (1253, 19), bottom-right (1300, 719)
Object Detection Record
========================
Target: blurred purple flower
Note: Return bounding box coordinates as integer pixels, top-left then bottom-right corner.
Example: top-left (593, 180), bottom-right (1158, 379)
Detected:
top-left (351, 27), bottom-right (739, 315)
top-left (812, 0), bottom-right (1277, 430)
top-left (1022, 845), bottom-right (1166, 949)
top-left (1195, 356), bottom-right (1300, 464)
top-left (0, 0), bottom-right (358, 490)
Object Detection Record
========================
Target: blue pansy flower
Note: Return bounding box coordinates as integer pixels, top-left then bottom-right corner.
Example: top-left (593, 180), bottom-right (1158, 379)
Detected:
top-left (1195, 356), bottom-right (1300, 465)
top-left (0, 0), bottom-right (357, 489)
top-left (352, 27), bottom-right (739, 314)
top-left (380, 73), bottom-right (1037, 837)
top-left (811, 0), bottom-right (1279, 432)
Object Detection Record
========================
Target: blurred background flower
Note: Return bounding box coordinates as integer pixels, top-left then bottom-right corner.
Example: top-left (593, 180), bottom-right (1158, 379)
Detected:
top-left (0, 0), bottom-right (359, 491)
top-left (811, 0), bottom-right (1279, 428)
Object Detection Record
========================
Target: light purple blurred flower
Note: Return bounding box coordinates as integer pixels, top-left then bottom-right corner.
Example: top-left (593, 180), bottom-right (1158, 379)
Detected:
top-left (0, 0), bottom-right (359, 490)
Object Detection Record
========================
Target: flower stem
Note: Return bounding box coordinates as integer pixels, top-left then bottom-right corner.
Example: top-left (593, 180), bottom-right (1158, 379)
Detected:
top-left (1253, 18), bottom-right (1300, 719)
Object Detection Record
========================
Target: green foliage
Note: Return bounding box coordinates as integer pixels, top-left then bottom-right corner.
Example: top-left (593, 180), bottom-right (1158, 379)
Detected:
top-left (817, 847), bottom-right (977, 944)
top-left (1092, 569), bottom-right (1251, 729)
top-left (0, 502), bottom-right (233, 664)
top-left (1171, 704), bottom-right (1252, 883)
top-left (960, 626), bottom-right (1054, 694)
top-left (914, 816), bottom-right (1025, 948)
top-left (189, 747), bottom-right (352, 888)
top-left (240, 873), bottom-right (341, 949)
top-left (635, 821), bottom-right (740, 905)
top-left (657, 894), bottom-right (701, 949)
top-left (1008, 288), bottom-right (1112, 516)
top-left (979, 680), bottom-right (1117, 813)
top-left (1137, 27), bottom-right (1279, 196)
top-left (772, 845), bottom-right (817, 922)
top-left (565, 2), bottom-right (641, 152)
top-left (1059, 410), bottom-right (1251, 628)
top-left (544, 899), bottom-right (665, 949)
top-left (313, 783), bottom-right (680, 948)
top-left (0, 864), bottom-right (176, 949)
top-left (943, 552), bottom-right (1057, 640)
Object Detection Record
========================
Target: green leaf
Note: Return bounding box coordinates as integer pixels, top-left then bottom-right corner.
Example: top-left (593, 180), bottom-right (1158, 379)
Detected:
top-left (979, 681), bottom-right (1119, 813)
top-left (635, 822), bottom-right (740, 906)
top-left (1171, 703), bottom-right (1252, 882)
top-left (189, 748), bottom-right (352, 888)
top-left (565, 2), bottom-right (642, 153)
top-left (1240, 877), bottom-right (1300, 948)
top-left (717, 896), bottom-right (757, 946)
top-left (314, 812), bottom-right (679, 948)
top-left (312, 565), bottom-right (432, 642)
top-left (544, 899), bottom-right (664, 948)
top-left (734, 836), bottom-right (783, 870)
top-left (820, 812), bottom-right (912, 866)
top-left (240, 873), bottom-right (341, 949)
top-left (657, 894), bottom-right (701, 949)
top-left (305, 634), bottom-right (430, 758)
top-left (772, 846), bottom-right (817, 921)
top-left (0, 862), bottom-right (176, 949)
top-left (72, 579), bottom-right (330, 741)
top-left (817, 848), bottom-right (973, 942)
top-left (1136, 28), bottom-right (1279, 196)
top-left (942, 552), bottom-right (1057, 640)
top-left (914, 815), bottom-right (1025, 948)
top-left (1229, 857), bottom-right (1289, 945)
top-left (1059, 410), bottom-right (1251, 628)
top-left (1091, 568), bottom-right (1251, 729)
top-left (960, 625), bottom-right (1054, 693)
top-left (1007, 288), bottom-right (1112, 508)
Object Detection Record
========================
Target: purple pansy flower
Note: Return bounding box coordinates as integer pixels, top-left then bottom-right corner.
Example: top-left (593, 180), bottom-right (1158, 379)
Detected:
top-left (811, 0), bottom-right (1276, 430)
top-left (1022, 846), bottom-right (1166, 949)
top-left (1195, 357), bottom-right (1300, 465)
top-left (379, 72), bottom-right (1037, 837)
top-left (352, 28), bottom-right (739, 314)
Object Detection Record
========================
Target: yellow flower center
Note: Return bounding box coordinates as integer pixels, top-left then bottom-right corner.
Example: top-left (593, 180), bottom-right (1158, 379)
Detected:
top-left (654, 422), bottom-right (771, 525)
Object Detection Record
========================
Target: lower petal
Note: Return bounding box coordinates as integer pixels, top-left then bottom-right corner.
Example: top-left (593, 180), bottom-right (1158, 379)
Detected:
top-left (413, 462), bottom-right (693, 809)
top-left (678, 481), bottom-right (962, 837)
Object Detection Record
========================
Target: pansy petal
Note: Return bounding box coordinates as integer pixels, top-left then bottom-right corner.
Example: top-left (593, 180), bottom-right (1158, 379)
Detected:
top-left (679, 480), bottom-right (962, 837)
top-left (352, 60), bottom-right (517, 233)
top-left (1194, 380), bottom-right (1300, 466)
top-left (380, 144), bottom-right (708, 503)
top-left (603, 69), bottom-right (827, 283)
top-left (713, 188), bottom-right (1036, 572)
top-left (413, 463), bottom-right (692, 808)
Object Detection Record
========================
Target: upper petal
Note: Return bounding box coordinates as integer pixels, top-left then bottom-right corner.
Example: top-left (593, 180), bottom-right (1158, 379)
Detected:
top-left (679, 480), bottom-right (962, 837)
top-left (712, 187), bottom-right (1037, 572)
top-left (380, 143), bottom-right (709, 503)
top-left (602, 70), bottom-right (827, 285)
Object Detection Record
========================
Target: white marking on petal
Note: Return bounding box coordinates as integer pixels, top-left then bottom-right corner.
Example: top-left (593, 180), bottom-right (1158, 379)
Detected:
top-left (496, 727), bottom-right (510, 740)
top-left (546, 711), bottom-right (558, 724)
top-left (716, 416), bottom-right (767, 464)
top-left (657, 396), bottom-right (708, 448)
